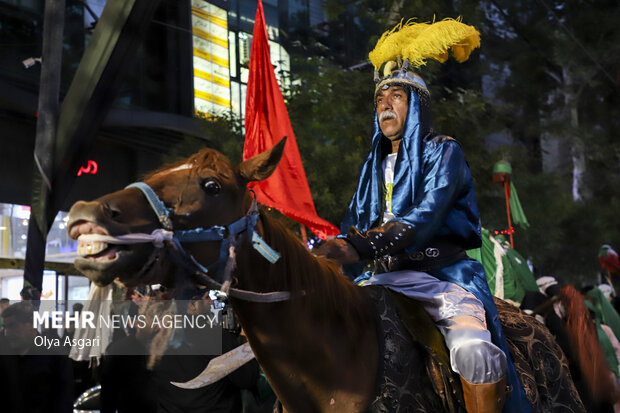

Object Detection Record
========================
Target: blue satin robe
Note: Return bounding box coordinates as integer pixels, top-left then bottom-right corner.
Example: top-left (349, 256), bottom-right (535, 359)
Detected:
top-left (341, 89), bottom-right (531, 413)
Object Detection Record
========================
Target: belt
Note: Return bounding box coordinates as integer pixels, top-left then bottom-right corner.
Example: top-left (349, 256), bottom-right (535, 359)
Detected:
top-left (374, 238), bottom-right (468, 274)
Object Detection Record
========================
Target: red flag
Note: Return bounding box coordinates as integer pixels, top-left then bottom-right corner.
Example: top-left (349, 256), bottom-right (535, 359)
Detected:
top-left (243, 0), bottom-right (339, 240)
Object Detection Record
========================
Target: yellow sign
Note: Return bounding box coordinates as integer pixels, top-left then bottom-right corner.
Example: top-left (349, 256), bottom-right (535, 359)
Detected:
top-left (191, 0), bottom-right (231, 115)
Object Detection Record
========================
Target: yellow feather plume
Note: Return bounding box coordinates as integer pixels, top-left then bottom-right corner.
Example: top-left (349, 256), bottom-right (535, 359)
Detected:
top-left (369, 17), bottom-right (481, 70)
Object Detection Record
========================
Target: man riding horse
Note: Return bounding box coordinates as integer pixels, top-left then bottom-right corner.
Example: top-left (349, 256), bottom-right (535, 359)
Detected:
top-left (65, 15), bottom-right (587, 413)
top-left (316, 19), bottom-right (531, 413)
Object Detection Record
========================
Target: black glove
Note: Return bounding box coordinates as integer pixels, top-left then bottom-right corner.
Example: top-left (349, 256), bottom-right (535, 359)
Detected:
top-left (346, 221), bottom-right (416, 260)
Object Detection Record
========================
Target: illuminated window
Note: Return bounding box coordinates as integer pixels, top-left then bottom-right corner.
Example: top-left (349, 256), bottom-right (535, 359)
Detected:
top-left (0, 203), bottom-right (77, 261)
top-left (238, 32), bottom-right (252, 67)
top-left (228, 31), bottom-right (237, 78)
top-left (231, 80), bottom-right (241, 117)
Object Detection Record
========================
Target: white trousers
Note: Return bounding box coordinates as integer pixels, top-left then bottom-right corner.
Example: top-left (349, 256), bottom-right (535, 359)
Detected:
top-left (365, 270), bottom-right (507, 384)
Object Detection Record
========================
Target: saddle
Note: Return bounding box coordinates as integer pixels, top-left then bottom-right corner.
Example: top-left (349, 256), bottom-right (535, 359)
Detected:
top-left (366, 285), bottom-right (465, 412)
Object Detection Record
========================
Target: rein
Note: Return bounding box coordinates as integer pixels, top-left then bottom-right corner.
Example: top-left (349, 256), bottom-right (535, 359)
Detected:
top-left (90, 181), bottom-right (291, 303)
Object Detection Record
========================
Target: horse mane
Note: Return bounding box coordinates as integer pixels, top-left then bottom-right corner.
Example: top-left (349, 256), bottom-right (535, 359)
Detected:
top-left (142, 148), bottom-right (233, 180)
top-left (252, 210), bottom-right (374, 326)
top-left (560, 285), bottom-right (619, 404)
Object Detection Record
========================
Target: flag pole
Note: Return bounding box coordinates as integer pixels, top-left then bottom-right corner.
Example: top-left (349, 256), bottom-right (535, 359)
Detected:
top-left (504, 181), bottom-right (514, 248)
top-left (299, 223), bottom-right (308, 247)
top-left (606, 269), bottom-right (616, 297)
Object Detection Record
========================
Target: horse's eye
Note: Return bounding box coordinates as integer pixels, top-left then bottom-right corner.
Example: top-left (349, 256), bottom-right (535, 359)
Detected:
top-left (202, 179), bottom-right (221, 195)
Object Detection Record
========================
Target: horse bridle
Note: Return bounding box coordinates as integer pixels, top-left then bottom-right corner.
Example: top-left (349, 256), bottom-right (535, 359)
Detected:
top-left (103, 181), bottom-right (293, 303)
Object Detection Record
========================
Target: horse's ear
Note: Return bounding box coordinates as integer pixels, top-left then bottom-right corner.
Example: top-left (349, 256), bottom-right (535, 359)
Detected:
top-left (237, 137), bottom-right (287, 182)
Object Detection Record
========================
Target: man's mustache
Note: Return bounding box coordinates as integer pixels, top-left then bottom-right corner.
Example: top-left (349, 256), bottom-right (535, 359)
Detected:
top-left (379, 110), bottom-right (397, 122)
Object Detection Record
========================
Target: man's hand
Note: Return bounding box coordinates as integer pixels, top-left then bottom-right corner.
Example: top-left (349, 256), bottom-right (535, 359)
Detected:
top-left (314, 238), bottom-right (360, 265)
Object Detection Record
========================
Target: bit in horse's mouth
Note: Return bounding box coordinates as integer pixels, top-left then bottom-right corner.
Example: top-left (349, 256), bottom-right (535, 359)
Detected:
top-left (77, 237), bottom-right (122, 260)
top-left (67, 218), bottom-right (159, 286)
top-left (69, 221), bottom-right (127, 261)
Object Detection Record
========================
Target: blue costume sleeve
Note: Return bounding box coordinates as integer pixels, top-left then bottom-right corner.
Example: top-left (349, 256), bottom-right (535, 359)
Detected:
top-left (389, 140), bottom-right (466, 250)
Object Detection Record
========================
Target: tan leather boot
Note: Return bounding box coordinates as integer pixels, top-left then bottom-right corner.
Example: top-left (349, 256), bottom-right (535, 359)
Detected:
top-left (460, 375), bottom-right (508, 413)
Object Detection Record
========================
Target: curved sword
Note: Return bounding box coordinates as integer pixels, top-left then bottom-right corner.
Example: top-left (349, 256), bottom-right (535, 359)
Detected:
top-left (171, 342), bottom-right (255, 389)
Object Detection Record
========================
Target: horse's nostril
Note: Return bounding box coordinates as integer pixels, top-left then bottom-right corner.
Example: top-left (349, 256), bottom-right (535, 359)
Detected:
top-left (103, 204), bottom-right (121, 219)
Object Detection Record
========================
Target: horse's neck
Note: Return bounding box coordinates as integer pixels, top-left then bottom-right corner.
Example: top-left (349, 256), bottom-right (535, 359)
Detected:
top-left (233, 217), bottom-right (372, 329)
top-left (230, 217), bottom-right (379, 411)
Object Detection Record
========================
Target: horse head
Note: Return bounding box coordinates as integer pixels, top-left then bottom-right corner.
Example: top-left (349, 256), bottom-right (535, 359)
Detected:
top-left (66, 139), bottom-right (286, 288)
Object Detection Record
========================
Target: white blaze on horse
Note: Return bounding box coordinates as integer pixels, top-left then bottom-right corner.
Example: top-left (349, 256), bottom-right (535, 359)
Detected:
top-left (67, 140), bottom-right (585, 412)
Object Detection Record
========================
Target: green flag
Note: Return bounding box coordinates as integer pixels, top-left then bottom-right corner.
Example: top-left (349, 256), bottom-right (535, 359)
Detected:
top-left (509, 182), bottom-right (529, 229)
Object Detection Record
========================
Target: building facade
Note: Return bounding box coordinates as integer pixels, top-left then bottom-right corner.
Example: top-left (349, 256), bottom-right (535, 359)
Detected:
top-left (0, 0), bottom-right (321, 300)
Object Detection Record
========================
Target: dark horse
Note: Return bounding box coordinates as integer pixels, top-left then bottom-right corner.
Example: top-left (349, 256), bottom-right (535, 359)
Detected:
top-left (523, 285), bottom-right (620, 411)
top-left (67, 140), bottom-right (585, 412)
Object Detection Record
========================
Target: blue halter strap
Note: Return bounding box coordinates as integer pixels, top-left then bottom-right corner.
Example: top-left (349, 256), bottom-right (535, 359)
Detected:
top-left (125, 182), bottom-right (287, 302)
